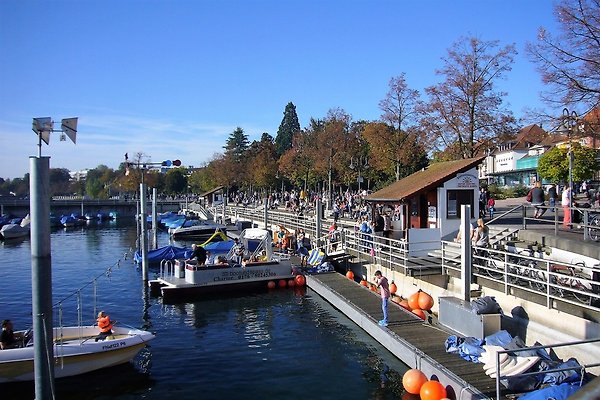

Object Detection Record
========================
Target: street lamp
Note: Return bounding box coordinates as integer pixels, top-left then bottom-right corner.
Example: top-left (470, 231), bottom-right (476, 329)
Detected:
top-left (562, 108), bottom-right (582, 218)
top-left (349, 156), bottom-right (369, 192)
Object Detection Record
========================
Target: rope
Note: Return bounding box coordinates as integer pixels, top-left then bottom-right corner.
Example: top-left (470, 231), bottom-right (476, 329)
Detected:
top-left (51, 249), bottom-right (132, 309)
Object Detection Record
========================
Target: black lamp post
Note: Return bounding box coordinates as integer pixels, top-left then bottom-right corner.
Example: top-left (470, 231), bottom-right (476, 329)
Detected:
top-left (350, 156), bottom-right (369, 192)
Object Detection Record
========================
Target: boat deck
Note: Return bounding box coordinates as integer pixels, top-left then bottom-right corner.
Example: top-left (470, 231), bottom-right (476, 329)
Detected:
top-left (307, 272), bottom-right (508, 400)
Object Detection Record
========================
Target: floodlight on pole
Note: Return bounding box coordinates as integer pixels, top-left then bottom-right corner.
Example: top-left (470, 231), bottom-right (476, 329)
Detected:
top-left (30, 115), bottom-right (78, 400)
top-left (32, 117), bottom-right (78, 157)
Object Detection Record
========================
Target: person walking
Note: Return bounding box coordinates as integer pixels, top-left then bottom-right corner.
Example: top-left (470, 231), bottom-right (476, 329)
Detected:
top-left (374, 270), bottom-right (390, 327)
top-left (562, 186), bottom-right (572, 229)
top-left (487, 196), bottom-right (496, 219)
top-left (548, 184), bottom-right (558, 212)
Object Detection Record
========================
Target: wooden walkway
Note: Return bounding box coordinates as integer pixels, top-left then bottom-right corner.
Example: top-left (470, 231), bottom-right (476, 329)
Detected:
top-left (307, 272), bottom-right (506, 400)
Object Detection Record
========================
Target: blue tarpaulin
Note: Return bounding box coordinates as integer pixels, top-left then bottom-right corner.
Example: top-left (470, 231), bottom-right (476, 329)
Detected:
top-left (134, 245), bottom-right (192, 264)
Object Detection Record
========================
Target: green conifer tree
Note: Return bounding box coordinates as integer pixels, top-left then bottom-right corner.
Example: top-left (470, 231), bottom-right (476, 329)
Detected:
top-left (275, 102), bottom-right (300, 156)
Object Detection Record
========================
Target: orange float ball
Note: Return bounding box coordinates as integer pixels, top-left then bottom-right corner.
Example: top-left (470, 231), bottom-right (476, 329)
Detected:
top-left (412, 309), bottom-right (426, 320)
top-left (407, 291), bottom-right (420, 310)
top-left (390, 281), bottom-right (397, 294)
top-left (267, 281), bottom-right (276, 289)
top-left (420, 380), bottom-right (447, 400)
top-left (346, 270), bottom-right (355, 280)
top-left (288, 279), bottom-right (296, 287)
top-left (402, 369), bottom-right (427, 395)
top-left (370, 284), bottom-right (378, 292)
top-left (294, 274), bottom-right (306, 287)
top-left (399, 299), bottom-right (411, 310)
top-left (360, 278), bottom-right (368, 287)
top-left (418, 291), bottom-right (434, 311)
top-left (278, 279), bottom-right (287, 288)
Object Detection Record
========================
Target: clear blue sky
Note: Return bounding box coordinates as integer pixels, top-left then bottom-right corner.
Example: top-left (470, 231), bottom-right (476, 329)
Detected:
top-left (0, 0), bottom-right (559, 179)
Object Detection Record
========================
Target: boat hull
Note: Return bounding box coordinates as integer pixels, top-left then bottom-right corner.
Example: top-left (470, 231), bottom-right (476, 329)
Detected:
top-left (0, 326), bottom-right (155, 383)
top-left (0, 225), bottom-right (29, 239)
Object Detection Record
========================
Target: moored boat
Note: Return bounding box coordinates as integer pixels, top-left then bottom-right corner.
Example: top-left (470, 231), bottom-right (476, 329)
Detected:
top-left (149, 228), bottom-right (298, 302)
top-left (0, 215), bottom-right (30, 240)
top-left (169, 219), bottom-right (226, 241)
top-left (0, 325), bottom-right (155, 383)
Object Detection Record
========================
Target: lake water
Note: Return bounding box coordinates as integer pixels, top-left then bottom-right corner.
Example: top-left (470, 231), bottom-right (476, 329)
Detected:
top-left (0, 221), bottom-right (410, 399)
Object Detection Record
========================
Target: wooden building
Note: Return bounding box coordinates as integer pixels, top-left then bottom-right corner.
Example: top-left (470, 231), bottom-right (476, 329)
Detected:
top-left (366, 157), bottom-right (484, 246)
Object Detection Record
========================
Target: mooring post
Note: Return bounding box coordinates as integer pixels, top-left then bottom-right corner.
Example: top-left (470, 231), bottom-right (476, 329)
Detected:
top-left (30, 156), bottom-right (55, 399)
top-left (264, 197), bottom-right (269, 230)
top-left (316, 197), bottom-right (322, 248)
top-left (152, 188), bottom-right (158, 249)
top-left (140, 183), bottom-right (149, 281)
top-left (460, 205), bottom-right (472, 303)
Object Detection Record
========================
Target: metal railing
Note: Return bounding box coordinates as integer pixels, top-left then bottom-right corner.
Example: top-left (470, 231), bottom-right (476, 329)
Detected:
top-left (521, 204), bottom-right (600, 242)
top-left (440, 241), bottom-right (600, 312)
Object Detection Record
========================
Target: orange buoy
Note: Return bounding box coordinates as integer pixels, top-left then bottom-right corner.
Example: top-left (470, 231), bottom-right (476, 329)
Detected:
top-left (390, 281), bottom-right (397, 294)
top-left (370, 284), bottom-right (378, 292)
top-left (407, 291), bottom-right (420, 310)
top-left (418, 291), bottom-right (434, 311)
top-left (267, 281), bottom-right (276, 289)
top-left (420, 380), bottom-right (447, 400)
top-left (402, 369), bottom-right (427, 395)
top-left (278, 279), bottom-right (287, 288)
top-left (288, 279), bottom-right (296, 287)
top-left (412, 309), bottom-right (426, 320)
top-left (294, 274), bottom-right (306, 287)
top-left (346, 270), bottom-right (355, 280)
top-left (360, 278), bottom-right (368, 287)
top-left (408, 289), bottom-right (435, 311)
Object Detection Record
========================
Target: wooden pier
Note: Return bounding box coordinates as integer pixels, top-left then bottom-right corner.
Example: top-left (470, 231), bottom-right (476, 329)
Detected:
top-left (307, 272), bottom-right (504, 400)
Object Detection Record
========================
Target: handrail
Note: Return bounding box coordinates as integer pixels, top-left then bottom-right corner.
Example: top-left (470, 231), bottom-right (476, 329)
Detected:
top-left (487, 204), bottom-right (524, 225)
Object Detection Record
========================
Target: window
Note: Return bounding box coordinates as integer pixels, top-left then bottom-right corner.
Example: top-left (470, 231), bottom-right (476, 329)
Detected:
top-left (446, 190), bottom-right (474, 219)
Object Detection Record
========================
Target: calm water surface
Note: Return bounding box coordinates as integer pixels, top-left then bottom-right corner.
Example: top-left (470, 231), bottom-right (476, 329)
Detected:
top-left (0, 221), bottom-right (409, 399)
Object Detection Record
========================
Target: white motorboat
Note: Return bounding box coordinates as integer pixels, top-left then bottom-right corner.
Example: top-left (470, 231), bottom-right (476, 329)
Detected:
top-left (0, 325), bottom-right (155, 383)
top-left (169, 219), bottom-right (226, 241)
top-left (150, 228), bottom-right (299, 302)
top-left (0, 215), bottom-right (30, 240)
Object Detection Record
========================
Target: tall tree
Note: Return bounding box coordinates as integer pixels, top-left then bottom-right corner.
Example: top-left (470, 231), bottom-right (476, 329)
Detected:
top-left (364, 74), bottom-right (423, 181)
top-left (274, 102), bottom-right (301, 156)
top-left (48, 168), bottom-right (72, 196)
top-left (527, 0), bottom-right (600, 112)
top-left (421, 37), bottom-right (517, 159)
top-left (224, 127), bottom-right (249, 163)
top-left (221, 127), bottom-right (249, 187)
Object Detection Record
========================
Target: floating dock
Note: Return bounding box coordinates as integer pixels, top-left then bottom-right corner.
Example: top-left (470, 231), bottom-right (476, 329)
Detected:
top-left (307, 272), bottom-right (502, 400)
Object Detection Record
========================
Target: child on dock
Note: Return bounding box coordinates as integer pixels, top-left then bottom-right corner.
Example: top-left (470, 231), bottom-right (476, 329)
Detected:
top-left (374, 271), bottom-right (390, 327)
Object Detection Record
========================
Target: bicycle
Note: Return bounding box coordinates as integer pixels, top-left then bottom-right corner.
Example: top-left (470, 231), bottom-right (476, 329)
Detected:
top-left (472, 247), bottom-right (505, 281)
top-left (529, 261), bottom-right (594, 304)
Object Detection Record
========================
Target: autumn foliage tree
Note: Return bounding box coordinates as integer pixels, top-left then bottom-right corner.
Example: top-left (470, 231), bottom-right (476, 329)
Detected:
top-left (527, 0), bottom-right (600, 112)
top-left (421, 37), bottom-right (517, 159)
top-left (537, 143), bottom-right (599, 183)
top-left (248, 133), bottom-right (278, 190)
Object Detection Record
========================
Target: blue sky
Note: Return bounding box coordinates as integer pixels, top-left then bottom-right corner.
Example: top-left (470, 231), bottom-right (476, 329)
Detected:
top-left (0, 0), bottom-right (559, 178)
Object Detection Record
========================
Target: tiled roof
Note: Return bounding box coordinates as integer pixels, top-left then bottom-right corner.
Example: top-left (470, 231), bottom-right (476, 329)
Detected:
top-left (366, 157), bottom-right (485, 202)
top-left (512, 124), bottom-right (547, 149)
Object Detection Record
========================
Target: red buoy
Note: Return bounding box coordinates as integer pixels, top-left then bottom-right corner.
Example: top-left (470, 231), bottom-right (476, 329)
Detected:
top-left (412, 309), bottom-right (426, 320)
top-left (360, 278), bottom-right (368, 287)
top-left (420, 380), bottom-right (447, 400)
top-left (288, 279), bottom-right (296, 287)
top-left (267, 281), bottom-right (276, 289)
top-left (402, 369), bottom-right (427, 395)
top-left (346, 270), bottom-right (355, 280)
top-left (278, 279), bottom-right (287, 288)
top-left (294, 274), bottom-right (306, 287)
top-left (390, 281), bottom-right (397, 295)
